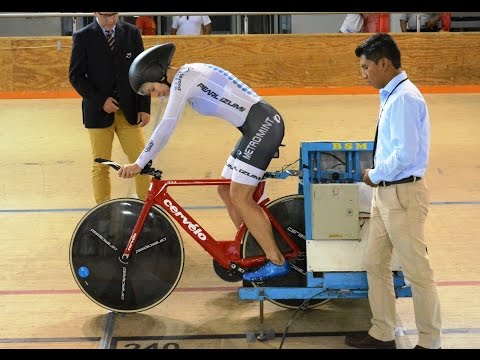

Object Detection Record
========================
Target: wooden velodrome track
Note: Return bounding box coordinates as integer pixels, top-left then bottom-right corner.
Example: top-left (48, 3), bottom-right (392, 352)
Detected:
top-left (0, 93), bottom-right (479, 349)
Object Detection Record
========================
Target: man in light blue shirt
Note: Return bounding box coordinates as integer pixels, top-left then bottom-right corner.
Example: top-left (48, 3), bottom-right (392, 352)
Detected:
top-left (367, 69), bottom-right (429, 185)
top-left (344, 33), bottom-right (442, 350)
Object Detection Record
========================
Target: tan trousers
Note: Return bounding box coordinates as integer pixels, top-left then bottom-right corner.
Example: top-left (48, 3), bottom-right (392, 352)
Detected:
top-left (88, 111), bottom-right (150, 204)
top-left (365, 179), bottom-right (442, 349)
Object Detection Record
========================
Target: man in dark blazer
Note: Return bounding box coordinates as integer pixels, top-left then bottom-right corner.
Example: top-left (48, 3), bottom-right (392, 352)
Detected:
top-left (69, 12), bottom-right (152, 204)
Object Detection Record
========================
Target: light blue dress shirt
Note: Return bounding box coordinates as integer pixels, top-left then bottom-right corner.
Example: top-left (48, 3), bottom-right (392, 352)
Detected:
top-left (369, 71), bottom-right (430, 184)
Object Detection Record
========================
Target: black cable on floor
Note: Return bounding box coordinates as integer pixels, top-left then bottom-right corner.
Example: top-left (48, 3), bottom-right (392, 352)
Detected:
top-left (278, 291), bottom-right (326, 349)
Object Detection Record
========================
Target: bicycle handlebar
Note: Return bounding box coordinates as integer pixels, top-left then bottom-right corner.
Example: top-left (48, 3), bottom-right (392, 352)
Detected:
top-left (95, 158), bottom-right (121, 170)
top-left (94, 158), bottom-right (163, 179)
top-left (94, 158), bottom-right (301, 181)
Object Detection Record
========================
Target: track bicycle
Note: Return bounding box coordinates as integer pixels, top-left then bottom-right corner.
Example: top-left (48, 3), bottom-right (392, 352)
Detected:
top-left (70, 157), bottom-right (329, 313)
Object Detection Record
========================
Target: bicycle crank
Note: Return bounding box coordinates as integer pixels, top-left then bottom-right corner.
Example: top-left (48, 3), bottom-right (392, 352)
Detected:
top-left (212, 259), bottom-right (243, 282)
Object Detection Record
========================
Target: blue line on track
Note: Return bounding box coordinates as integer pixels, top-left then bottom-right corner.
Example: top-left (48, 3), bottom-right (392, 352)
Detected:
top-left (1, 201), bottom-right (479, 213)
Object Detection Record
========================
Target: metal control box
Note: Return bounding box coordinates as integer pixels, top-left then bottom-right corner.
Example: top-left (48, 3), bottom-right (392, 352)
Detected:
top-left (311, 183), bottom-right (359, 240)
top-left (238, 141), bottom-right (411, 309)
top-left (302, 141), bottom-right (402, 272)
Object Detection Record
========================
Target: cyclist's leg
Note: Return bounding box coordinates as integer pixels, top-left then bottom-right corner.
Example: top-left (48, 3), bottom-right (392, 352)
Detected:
top-left (228, 101), bottom-right (288, 281)
top-left (230, 162), bottom-right (290, 281)
top-left (219, 139), bottom-right (243, 229)
top-left (219, 141), bottom-right (277, 244)
top-left (88, 123), bottom-right (115, 204)
top-left (115, 111), bottom-right (150, 200)
top-left (230, 179), bottom-right (284, 265)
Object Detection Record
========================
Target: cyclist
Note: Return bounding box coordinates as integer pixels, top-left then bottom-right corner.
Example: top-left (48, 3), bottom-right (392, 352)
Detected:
top-left (118, 43), bottom-right (290, 282)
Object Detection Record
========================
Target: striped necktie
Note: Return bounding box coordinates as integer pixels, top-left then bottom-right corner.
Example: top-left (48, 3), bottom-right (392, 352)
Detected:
top-left (105, 30), bottom-right (115, 51)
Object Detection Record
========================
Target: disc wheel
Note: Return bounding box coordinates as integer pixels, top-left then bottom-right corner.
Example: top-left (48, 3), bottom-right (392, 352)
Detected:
top-left (241, 194), bottom-right (331, 309)
top-left (70, 198), bottom-right (184, 313)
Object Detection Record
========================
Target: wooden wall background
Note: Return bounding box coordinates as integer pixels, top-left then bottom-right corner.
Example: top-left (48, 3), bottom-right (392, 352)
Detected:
top-left (0, 32), bottom-right (479, 97)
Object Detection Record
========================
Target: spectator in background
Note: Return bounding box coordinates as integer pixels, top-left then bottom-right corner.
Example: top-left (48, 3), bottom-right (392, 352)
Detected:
top-left (400, 13), bottom-right (442, 32)
top-left (171, 15), bottom-right (212, 35)
top-left (136, 15), bottom-right (157, 35)
top-left (339, 14), bottom-right (367, 33)
top-left (364, 13), bottom-right (390, 33)
top-left (441, 13), bottom-right (452, 31)
top-left (69, 12), bottom-right (151, 204)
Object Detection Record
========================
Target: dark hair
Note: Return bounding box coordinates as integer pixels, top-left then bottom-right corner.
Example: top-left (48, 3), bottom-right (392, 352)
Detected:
top-left (355, 33), bottom-right (402, 69)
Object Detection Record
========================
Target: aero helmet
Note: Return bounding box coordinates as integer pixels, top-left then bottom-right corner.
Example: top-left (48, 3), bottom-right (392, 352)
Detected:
top-left (129, 42), bottom-right (176, 94)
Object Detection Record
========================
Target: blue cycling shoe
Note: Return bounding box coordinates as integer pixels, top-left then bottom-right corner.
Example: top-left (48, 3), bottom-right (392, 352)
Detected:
top-left (243, 261), bottom-right (291, 282)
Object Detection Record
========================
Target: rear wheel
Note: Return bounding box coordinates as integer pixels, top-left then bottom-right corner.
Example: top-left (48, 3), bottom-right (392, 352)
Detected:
top-left (70, 198), bottom-right (184, 313)
top-left (241, 194), bottom-right (330, 309)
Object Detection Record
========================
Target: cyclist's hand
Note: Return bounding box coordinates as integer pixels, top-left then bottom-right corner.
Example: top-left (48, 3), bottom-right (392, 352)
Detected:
top-left (118, 163), bottom-right (142, 178)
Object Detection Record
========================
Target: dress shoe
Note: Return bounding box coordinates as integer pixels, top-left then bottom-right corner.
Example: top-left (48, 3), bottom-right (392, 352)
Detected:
top-left (414, 345), bottom-right (441, 349)
top-left (243, 260), bottom-right (291, 282)
top-left (345, 331), bottom-right (396, 349)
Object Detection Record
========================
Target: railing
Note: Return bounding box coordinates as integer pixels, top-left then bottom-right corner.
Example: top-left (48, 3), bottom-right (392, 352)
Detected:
top-left (0, 12), bottom-right (342, 35)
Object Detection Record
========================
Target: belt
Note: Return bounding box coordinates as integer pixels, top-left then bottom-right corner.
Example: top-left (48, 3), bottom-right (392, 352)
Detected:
top-left (380, 176), bottom-right (421, 187)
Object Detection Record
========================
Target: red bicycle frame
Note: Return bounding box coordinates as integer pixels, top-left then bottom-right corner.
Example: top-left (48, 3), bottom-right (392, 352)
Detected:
top-left (120, 177), bottom-right (302, 270)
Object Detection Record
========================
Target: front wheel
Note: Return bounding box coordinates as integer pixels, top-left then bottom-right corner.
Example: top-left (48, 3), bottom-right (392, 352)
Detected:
top-left (70, 198), bottom-right (184, 313)
top-left (241, 194), bottom-right (330, 309)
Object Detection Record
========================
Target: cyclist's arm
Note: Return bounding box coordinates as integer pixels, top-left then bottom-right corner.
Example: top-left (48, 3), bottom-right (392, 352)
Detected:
top-left (135, 83), bottom-right (188, 168)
